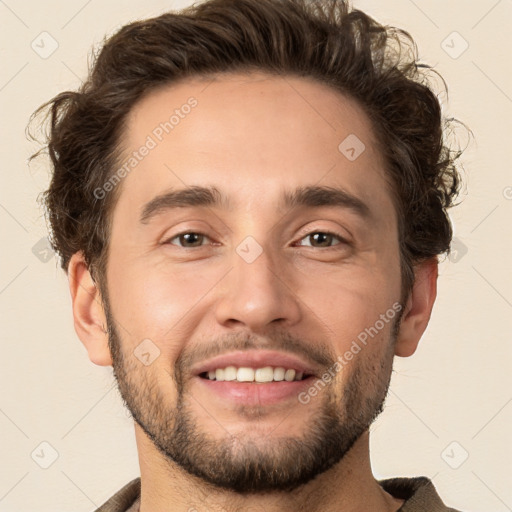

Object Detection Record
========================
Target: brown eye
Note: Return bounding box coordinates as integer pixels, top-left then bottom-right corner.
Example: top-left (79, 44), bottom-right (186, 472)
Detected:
top-left (166, 232), bottom-right (209, 248)
top-left (296, 231), bottom-right (346, 248)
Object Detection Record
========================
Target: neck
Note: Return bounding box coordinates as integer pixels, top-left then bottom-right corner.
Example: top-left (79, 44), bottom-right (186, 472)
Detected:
top-left (134, 425), bottom-right (404, 512)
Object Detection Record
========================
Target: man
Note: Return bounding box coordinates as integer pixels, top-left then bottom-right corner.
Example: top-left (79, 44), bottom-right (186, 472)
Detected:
top-left (31, 0), bottom-right (466, 510)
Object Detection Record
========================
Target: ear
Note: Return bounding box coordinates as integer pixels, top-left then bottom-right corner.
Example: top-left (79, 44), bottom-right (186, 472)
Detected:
top-left (394, 258), bottom-right (438, 357)
top-left (68, 252), bottom-right (113, 366)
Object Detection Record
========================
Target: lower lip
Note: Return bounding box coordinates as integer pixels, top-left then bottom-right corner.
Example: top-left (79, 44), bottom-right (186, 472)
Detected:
top-left (196, 376), bottom-right (314, 406)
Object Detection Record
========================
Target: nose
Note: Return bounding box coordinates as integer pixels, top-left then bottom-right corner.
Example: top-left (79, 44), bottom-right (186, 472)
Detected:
top-left (213, 242), bottom-right (302, 331)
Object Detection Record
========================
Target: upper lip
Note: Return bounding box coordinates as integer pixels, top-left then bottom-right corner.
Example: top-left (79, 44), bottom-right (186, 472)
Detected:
top-left (192, 350), bottom-right (321, 377)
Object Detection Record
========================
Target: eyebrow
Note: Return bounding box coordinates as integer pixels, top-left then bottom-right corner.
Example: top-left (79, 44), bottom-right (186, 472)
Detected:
top-left (139, 184), bottom-right (373, 225)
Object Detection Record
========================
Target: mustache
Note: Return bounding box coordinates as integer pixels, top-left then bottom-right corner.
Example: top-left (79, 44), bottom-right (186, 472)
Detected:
top-left (175, 330), bottom-right (336, 376)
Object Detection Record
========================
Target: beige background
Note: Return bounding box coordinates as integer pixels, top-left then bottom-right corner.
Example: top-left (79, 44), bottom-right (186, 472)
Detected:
top-left (0, 0), bottom-right (511, 511)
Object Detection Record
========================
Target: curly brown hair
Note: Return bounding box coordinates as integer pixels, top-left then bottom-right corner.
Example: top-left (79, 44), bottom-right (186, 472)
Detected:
top-left (29, 0), bottom-right (464, 305)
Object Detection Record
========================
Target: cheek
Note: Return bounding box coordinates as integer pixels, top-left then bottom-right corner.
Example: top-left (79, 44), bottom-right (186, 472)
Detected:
top-left (107, 256), bottom-right (223, 355)
top-left (294, 261), bottom-right (398, 342)
top-left (297, 264), bottom-right (400, 399)
top-left (327, 317), bottom-right (396, 406)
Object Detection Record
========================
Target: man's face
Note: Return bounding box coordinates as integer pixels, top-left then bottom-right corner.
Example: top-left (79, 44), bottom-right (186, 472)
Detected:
top-left (103, 72), bottom-right (403, 492)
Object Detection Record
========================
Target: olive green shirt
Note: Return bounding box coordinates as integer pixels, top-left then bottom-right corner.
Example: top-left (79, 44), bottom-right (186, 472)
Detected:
top-left (94, 476), bottom-right (463, 511)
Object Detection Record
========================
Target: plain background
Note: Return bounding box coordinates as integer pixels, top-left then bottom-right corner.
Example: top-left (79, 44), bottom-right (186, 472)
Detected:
top-left (1, 0), bottom-right (511, 511)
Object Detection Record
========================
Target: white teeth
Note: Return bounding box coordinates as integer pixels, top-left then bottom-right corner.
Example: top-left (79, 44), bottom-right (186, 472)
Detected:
top-left (284, 369), bottom-right (296, 382)
top-left (273, 367), bottom-right (285, 381)
top-left (255, 366), bottom-right (274, 383)
top-left (204, 366), bottom-right (306, 382)
top-left (224, 366), bottom-right (237, 381)
top-left (237, 367), bottom-right (254, 382)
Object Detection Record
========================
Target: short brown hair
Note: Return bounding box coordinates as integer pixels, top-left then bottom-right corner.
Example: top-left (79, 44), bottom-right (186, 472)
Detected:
top-left (29, 0), bottom-right (465, 304)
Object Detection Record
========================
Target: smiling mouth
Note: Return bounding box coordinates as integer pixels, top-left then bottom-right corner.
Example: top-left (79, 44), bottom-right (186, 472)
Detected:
top-left (198, 366), bottom-right (312, 383)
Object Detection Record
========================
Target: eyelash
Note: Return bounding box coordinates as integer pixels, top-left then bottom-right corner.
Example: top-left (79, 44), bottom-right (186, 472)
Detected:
top-left (163, 230), bottom-right (349, 249)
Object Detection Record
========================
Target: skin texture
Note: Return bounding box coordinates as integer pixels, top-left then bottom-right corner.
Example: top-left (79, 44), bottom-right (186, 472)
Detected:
top-left (68, 72), bottom-right (438, 512)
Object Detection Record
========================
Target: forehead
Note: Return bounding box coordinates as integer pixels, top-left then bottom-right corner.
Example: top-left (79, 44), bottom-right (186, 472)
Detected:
top-left (112, 71), bottom-right (395, 230)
